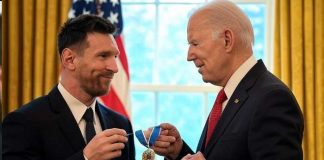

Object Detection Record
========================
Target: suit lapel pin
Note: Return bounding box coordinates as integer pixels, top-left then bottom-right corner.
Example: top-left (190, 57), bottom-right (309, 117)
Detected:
top-left (234, 99), bottom-right (240, 104)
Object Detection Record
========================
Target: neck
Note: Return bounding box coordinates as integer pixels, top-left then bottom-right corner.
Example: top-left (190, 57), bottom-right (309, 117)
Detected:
top-left (220, 49), bottom-right (253, 87)
top-left (60, 73), bottom-right (95, 106)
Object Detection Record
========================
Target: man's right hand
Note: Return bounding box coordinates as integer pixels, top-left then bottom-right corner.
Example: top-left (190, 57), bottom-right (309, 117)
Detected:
top-left (83, 128), bottom-right (128, 160)
top-left (148, 123), bottom-right (183, 160)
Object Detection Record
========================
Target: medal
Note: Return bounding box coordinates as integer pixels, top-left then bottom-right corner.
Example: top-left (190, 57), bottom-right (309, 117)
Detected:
top-left (142, 148), bottom-right (155, 160)
top-left (135, 126), bottom-right (161, 160)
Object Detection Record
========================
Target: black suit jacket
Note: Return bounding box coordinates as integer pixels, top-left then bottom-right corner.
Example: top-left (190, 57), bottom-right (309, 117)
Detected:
top-left (177, 60), bottom-right (304, 160)
top-left (3, 86), bottom-right (135, 160)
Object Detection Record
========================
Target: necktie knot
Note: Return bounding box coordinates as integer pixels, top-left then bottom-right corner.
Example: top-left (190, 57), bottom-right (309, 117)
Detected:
top-left (83, 108), bottom-right (94, 123)
top-left (216, 89), bottom-right (227, 104)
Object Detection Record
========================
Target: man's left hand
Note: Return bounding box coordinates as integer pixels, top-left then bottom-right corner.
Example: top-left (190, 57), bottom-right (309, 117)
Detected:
top-left (181, 152), bottom-right (205, 160)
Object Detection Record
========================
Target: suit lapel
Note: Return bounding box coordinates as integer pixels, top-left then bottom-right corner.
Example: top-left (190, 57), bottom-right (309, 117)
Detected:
top-left (204, 60), bottom-right (267, 157)
top-left (204, 90), bottom-right (248, 155)
top-left (95, 103), bottom-right (112, 130)
top-left (197, 120), bottom-right (208, 152)
top-left (48, 87), bottom-right (86, 151)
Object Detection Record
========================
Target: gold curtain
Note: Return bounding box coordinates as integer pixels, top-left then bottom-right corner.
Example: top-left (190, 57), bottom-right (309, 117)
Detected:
top-left (2, 0), bottom-right (71, 118)
top-left (274, 0), bottom-right (324, 159)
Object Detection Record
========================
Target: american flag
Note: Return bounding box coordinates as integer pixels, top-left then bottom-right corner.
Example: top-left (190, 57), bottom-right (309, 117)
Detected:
top-left (69, 0), bottom-right (130, 118)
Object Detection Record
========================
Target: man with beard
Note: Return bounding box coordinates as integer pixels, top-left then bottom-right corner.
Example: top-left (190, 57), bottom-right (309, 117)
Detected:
top-left (3, 15), bottom-right (135, 160)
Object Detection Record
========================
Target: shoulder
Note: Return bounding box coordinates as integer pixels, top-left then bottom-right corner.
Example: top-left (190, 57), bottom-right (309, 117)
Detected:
top-left (6, 95), bottom-right (50, 117)
top-left (3, 95), bottom-right (52, 128)
top-left (255, 70), bottom-right (295, 98)
top-left (97, 103), bottom-right (133, 133)
top-left (97, 103), bottom-right (129, 121)
top-left (97, 103), bottom-right (132, 129)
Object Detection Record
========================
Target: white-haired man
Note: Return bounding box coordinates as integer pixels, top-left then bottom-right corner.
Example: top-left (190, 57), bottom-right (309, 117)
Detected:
top-left (149, 0), bottom-right (304, 160)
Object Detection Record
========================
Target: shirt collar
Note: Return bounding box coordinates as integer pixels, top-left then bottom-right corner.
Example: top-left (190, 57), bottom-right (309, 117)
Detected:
top-left (57, 83), bottom-right (97, 125)
top-left (224, 55), bottom-right (257, 99)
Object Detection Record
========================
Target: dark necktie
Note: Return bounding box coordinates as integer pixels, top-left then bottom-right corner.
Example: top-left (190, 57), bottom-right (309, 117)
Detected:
top-left (205, 88), bottom-right (227, 148)
top-left (83, 107), bottom-right (96, 143)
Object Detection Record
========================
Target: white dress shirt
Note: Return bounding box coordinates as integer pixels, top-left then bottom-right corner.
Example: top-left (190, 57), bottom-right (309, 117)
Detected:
top-left (57, 83), bottom-right (103, 143)
top-left (222, 55), bottom-right (257, 111)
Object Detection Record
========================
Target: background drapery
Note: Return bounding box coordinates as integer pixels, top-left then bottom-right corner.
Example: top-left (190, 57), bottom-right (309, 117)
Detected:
top-left (274, 0), bottom-right (324, 159)
top-left (2, 0), bottom-right (324, 159)
top-left (2, 0), bottom-right (71, 117)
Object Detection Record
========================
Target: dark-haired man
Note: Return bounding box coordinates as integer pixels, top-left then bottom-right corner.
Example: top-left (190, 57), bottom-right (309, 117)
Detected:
top-left (3, 15), bottom-right (135, 160)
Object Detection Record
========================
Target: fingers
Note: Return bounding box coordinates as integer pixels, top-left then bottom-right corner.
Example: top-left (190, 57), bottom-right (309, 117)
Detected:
top-left (158, 134), bottom-right (176, 142)
top-left (160, 129), bottom-right (169, 135)
top-left (101, 128), bottom-right (127, 137)
top-left (106, 133), bottom-right (128, 144)
top-left (181, 154), bottom-right (193, 160)
top-left (84, 128), bottom-right (129, 160)
top-left (103, 142), bottom-right (125, 152)
top-left (160, 123), bottom-right (176, 130)
top-left (154, 135), bottom-right (176, 147)
top-left (90, 130), bottom-right (128, 147)
top-left (151, 146), bottom-right (170, 155)
top-left (183, 152), bottom-right (205, 160)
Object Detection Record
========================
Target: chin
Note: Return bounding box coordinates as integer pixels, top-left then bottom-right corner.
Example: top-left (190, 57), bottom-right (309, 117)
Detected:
top-left (89, 87), bottom-right (109, 97)
top-left (202, 76), bottom-right (210, 83)
top-left (202, 78), bottom-right (218, 86)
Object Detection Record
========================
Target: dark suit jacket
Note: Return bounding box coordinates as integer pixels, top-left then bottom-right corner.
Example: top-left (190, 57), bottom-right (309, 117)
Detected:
top-left (176, 60), bottom-right (304, 160)
top-left (3, 86), bottom-right (135, 160)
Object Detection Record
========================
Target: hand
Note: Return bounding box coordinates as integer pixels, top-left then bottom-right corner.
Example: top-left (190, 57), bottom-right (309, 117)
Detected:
top-left (83, 128), bottom-right (128, 160)
top-left (181, 152), bottom-right (205, 160)
top-left (145, 123), bottom-right (183, 160)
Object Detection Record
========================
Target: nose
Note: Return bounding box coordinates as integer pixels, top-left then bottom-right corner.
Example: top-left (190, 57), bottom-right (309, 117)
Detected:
top-left (106, 57), bottom-right (119, 73)
top-left (187, 46), bottom-right (196, 61)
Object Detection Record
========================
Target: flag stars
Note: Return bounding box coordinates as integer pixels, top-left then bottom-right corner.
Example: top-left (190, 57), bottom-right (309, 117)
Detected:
top-left (68, 9), bottom-right (76, 18)
top-left (85, 0), bottom-right (94, 4)
top-left (98, 11), bottom-right (105, 17)
top-left (110, 0), bottom-right (119, 7)
top-left (83, 8), bottom-right (91, 15)
top-left (108, 11), bottom-right (119, 24)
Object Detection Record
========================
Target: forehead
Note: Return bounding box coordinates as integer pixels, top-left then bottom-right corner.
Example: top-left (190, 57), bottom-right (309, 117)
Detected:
top-left (86, 32), bottom-right (112, 41)
top-left (83, 33), bottom-right (118, 53)
top-left (187, 15), bottom-right (214, 39)
top-left (86, 33), bottom-right (116, 46)
top-left (188, 10), bottom-right (216, 30)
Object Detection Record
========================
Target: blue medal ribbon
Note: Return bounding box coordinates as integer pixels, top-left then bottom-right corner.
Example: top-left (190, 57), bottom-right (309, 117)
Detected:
top-left (135, 126), bottom-right (161, 148)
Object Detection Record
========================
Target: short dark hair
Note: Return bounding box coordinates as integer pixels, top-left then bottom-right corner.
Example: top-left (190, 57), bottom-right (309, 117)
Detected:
top-left (57, 14), bottom-right (116, 55)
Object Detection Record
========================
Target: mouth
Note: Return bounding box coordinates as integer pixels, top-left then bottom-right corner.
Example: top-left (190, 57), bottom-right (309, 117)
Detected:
top-left (102, 74), bottom-right (114, 80)
top-left (196, 64), bottom-right (204, 74)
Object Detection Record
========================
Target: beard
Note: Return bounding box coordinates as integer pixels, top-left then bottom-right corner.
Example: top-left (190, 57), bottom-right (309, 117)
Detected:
top-left (83, 83), bottom-right (110, 97)
top-left (79, 74), bottom-right (112, 97)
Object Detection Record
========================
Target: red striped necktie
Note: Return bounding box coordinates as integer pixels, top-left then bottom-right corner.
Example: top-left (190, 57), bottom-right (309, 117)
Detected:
top-left (205, 88), bottom-right (227, 148)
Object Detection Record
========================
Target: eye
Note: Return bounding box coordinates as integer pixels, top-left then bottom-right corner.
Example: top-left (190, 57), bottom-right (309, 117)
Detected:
top-left (99, 54), bottom-right (107, 58)
top-left (189, 41), bottom-right (199, 47)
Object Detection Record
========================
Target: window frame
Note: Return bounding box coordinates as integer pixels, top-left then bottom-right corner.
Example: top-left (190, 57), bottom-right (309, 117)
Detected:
top-left (125, 0), bottom-right (275, 118)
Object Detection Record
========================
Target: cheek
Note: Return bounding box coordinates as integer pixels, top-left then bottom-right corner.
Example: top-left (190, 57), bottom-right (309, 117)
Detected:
top-left (205, 49), bottom-right (224, 70)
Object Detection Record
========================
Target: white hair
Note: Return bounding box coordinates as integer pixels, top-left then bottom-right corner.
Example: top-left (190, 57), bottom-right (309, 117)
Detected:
top-left (196, 0), bottom-right (254, 48)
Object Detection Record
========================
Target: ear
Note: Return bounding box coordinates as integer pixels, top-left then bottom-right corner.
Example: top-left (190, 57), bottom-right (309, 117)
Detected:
top-left (223, 29), bottom-right (234, 52)
top-left (61, 48), bottom-right (76, 70)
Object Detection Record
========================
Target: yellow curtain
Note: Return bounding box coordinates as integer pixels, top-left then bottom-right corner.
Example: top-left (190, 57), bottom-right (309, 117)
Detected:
top-left (2, 0), bottom-right (71, 118)
top-left (274, 0), bottom-right (324, 159)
